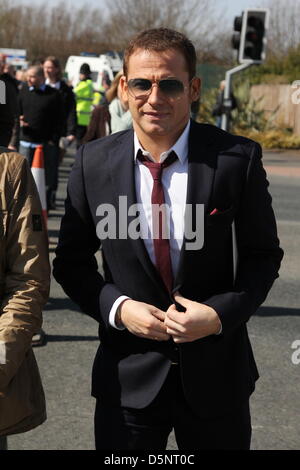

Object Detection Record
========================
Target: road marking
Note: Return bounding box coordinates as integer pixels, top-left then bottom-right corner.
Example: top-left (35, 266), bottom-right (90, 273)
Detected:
top-left (265, 165), bottom-right (300, 177)
top-left (277, 220), bottom-right (300, 226)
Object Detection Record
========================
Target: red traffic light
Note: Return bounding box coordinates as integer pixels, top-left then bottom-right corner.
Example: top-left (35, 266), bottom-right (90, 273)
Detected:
top-left (237, 9), bottom-right (269, 63)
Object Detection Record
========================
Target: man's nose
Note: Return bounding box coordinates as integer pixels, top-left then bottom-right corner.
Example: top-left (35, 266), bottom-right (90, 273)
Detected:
top-left (147, 83), bottom-right (164, 104)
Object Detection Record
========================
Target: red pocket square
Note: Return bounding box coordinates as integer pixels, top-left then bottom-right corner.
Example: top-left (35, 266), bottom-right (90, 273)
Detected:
top-left (210, 208), bottom-right (219, 215)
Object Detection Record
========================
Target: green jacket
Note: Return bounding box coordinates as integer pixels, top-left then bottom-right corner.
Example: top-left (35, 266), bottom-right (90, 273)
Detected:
top-left (74, 79), bottom-right (94, 126)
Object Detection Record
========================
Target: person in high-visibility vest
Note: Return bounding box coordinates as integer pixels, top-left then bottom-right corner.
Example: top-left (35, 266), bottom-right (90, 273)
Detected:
top-left (74, 63), bottom-right (94, 148)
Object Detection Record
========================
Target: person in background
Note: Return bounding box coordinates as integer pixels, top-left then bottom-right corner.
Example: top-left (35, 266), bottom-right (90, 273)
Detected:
top-left (15, 69), bottom-right (27, 90)
top-left (212, 80), bottom-right (237, 129)
top-left (0, 54), bottom-right (19, 150)
top-left (74, 63), bottom-right (94, 148)
top-left (53, 28), bottom-right (283, 450)
top-left (0, 147), bottom-right (50, 450)
top-left (3, 63), bottom-right (19, 93)
top-left (105, 70), bottom-right (132, 134)
top-left (43, 56), bottom-right (77, 179)
top-left (18, 64), bottom-right (62, 211)
top-left (82, 102), bottom-right (111, 143)
top-left (43, 57), bottom-right (76, 144)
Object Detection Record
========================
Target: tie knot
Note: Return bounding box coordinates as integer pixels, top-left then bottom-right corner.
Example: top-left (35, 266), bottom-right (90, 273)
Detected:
top-left (137, 150), bottom-right (177, 182)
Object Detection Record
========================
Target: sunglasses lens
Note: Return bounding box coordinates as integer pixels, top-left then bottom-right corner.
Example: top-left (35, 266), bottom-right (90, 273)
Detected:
top-left (159, 79), bottom-right (184, 97)
top-left (128, 79), bottom-right (152, 97)
top-left (127, 78), bottom-right (185, 99)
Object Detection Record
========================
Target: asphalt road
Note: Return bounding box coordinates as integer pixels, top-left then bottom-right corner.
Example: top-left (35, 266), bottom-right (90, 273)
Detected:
top-left (8, 147), bottom-right (300, 450)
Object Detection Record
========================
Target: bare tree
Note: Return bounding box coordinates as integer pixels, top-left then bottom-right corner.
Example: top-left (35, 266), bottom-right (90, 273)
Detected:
top-left (263, 0), bottom-right (300, 56)
top-left (0, 0), bottom-right (229, 65)
top-left (0, 1), bottom-right (108, 64)
top-left (101, 0), bottom-right (226, 62)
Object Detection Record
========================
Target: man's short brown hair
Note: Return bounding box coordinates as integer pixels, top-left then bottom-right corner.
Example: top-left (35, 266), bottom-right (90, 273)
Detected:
top-left (123, 28), bottom-right (197, 80)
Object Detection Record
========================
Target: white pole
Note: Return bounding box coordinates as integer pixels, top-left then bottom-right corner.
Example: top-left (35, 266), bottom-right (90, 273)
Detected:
top-left (221, 63), bottom-right (253, 131)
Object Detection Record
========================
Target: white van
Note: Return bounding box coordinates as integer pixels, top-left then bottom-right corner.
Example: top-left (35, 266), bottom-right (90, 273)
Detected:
top-left (64, 52), bottom-right (122, 91)
top-left (0, 48), bottom-right (28, 70)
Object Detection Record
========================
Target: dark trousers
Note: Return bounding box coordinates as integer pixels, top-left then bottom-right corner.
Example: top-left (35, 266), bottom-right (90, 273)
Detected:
top-left (0, 129), bottom-right (12, 147)
top-left (94, 365), bottom-right (252, 450)
top-left (76, 125), bottom-right (87, 149)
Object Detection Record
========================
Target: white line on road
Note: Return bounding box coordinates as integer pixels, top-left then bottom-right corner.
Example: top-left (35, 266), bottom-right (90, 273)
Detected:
top-left (277, 220), bottom-right (300, 226)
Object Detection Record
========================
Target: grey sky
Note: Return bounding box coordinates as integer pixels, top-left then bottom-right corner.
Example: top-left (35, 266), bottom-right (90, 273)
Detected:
top-left (17, 0), bottom-right (263, 26)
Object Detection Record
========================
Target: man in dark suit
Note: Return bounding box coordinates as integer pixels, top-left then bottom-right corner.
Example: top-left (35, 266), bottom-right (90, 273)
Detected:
top-left (53, 28), bottom-right (283, 450)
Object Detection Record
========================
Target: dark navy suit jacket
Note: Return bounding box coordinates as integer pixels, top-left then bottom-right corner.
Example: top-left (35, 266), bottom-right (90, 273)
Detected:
top-left (53, 120), bottom-right (283, 418)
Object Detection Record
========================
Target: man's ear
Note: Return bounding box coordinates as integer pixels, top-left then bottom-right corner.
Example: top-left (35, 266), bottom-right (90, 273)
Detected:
top-left (190, 77), bottom-right (201, 103)
top-left (119, 75), bottom-right (128, 102)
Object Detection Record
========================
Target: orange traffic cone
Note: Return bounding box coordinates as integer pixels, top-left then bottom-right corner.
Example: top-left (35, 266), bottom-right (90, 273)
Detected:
top-left (31, 145), bottom-right (47, 229)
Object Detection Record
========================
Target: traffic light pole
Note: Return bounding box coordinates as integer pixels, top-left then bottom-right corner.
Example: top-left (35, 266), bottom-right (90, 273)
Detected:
top-left (221, 62), bottom-right (254, 131)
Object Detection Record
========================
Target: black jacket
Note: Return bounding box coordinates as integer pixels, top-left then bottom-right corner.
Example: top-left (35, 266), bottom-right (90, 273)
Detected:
top-left (57, 80), bottom-right (77, 137)
top-left (18, 84), bottom-right (62, 144)
top-left (0, 74), bottom-right (19, 147)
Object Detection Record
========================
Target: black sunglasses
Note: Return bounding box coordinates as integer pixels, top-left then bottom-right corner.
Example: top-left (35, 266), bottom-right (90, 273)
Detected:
top-left (127, 77), bottom-right (191, 100)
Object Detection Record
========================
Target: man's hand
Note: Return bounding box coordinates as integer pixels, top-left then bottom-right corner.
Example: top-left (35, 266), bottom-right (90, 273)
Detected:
top-left (164, 294), bottom-right (222, 343)
top-left (20, 115), bottom-right (29, 127)
top-left (119, 299), bottom-right (170, 341)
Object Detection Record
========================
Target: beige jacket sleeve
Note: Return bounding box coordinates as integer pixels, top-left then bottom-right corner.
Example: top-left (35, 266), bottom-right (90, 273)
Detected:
top-left (0, 152), bottom-right (50, 392)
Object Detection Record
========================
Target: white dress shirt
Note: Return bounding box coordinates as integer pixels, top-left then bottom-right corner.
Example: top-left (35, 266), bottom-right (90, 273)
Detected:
top-left (108, 121), bottom-right (190, 329)
top-left (45, 79), bottom-right (61, 90)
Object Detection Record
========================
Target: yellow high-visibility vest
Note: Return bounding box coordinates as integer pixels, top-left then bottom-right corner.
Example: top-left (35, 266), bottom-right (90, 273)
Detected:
top-left (93, 91), bottom-right (102, 107)
top-left (74, 79), bottom-right (94, 126)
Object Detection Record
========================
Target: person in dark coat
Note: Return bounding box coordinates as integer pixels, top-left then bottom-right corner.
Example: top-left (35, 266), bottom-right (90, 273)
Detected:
top-left (18, 65), bottom-right (62, 211)
top-left (0, 54), bottom-right (19, 149)
top-left (43, 56), bottom-right (77, 170)
top-left (53, 28), bottom-right (283, 451)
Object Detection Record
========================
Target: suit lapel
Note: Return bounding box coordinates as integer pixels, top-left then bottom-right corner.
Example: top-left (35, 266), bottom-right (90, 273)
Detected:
top-left (174, 121), bottom-right (218, 291)
top-left (108, 131), bottom-right (168, 296)
top-left (107, 123), bottom-right (218, 296)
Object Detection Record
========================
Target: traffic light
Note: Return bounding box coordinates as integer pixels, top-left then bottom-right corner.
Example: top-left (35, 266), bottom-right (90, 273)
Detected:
top-left (232, 9), bottom-right (269, 64)
top-left (232, 14), bottom-right (243, 55)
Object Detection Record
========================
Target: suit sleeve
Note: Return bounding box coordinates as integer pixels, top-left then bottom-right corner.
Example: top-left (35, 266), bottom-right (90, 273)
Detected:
top-left (53, 146), bottom-right (123, 326)
top-left (203, 142), bottom-right (284, 333)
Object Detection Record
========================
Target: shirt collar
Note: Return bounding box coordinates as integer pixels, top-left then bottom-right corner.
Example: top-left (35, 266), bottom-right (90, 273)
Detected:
top-left (45, 78), bottom-right (60, 89)
top-left (29, 83), bottom-right (46, 92)
top-left (134, 119), bottom-right (190, 164)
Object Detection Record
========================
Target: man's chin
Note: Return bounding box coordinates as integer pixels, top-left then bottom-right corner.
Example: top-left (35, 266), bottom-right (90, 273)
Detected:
top-left (140, 122), bottom-right (170, 136)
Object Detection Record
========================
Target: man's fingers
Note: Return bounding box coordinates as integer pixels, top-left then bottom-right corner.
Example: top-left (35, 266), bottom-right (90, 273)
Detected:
top-left (166, 303), bottom-right (177, 314)
top-left (165, 307), bottom-right (187, 326)
top-left (174, 294), bottom-right (190, 308)
top-left (151, 308), bottom-right (166, 322)
top-left (151, 332), bottom-right (170, 341)
top-left (165, 316), bottom-right (186, 334)
top-left (120, 301), bottom-right (171, 341)
top-left (146, 314), bottom-right (170, 340)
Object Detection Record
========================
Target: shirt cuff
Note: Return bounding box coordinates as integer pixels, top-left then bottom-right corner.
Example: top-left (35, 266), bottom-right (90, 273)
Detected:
top-left (108, 295), bottom-right (131, 330)
top-left (215, 322), bottom-right (223, 335)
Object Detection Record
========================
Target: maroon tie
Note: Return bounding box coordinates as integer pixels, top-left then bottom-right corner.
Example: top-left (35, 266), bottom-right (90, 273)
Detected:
top-left (137, 149), bottom-right (177, 293)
